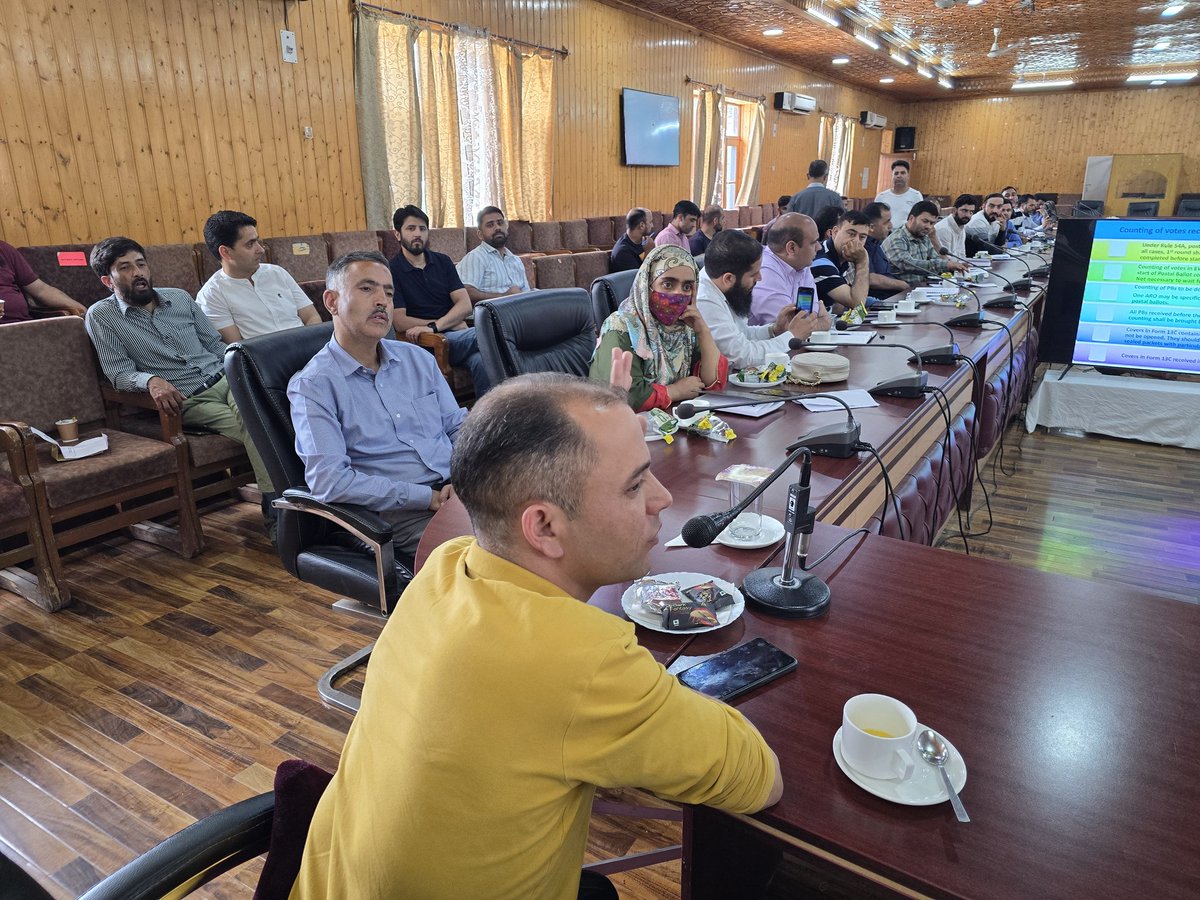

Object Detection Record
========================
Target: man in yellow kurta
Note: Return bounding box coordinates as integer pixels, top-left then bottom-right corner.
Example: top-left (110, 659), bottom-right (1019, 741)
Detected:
top-left (292, 372), bottom-right (782, 900)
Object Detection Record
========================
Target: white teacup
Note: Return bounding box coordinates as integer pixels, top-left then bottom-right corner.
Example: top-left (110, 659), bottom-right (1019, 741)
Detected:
top-left (841, 694), bottom-right (917, 781)
top-left (909, 288), bottom-right (928, 303)
top-left (896, 299), bottom-right (917, 313)
top-left (808, 331), bottom-right (834, 344)
top-left (875, 309), bottom-right (897, 324)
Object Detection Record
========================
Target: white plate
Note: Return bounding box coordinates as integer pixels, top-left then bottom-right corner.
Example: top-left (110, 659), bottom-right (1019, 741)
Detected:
top-left (832, 725), bottom-right (967, 806)
top-left (716, 515), bottom-right (785, 550)
top-left (731, 373), bottom-right (786, 389)
top-left (620, 572), bottom-right (745, 634)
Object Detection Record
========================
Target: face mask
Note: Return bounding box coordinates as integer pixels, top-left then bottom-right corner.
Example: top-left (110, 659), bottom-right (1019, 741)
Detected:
top-left (649, 290), bottom-right (691, 325)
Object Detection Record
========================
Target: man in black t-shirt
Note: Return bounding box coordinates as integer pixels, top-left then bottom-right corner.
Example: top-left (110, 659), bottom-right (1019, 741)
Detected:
top-left (388, 205), bottom-right (490, 395)
top-left (610, 207), bottom-right (651, 272)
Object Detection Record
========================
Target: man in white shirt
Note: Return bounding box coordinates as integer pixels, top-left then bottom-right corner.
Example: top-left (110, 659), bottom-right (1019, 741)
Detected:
top-left (875, 160), bottom-right (924, 226)
top-left (934, 194), bottom-right (977, 261)
top-left (457, 206), bottom-right (531, 304)
top-left (695, 229), bottom-right (823, 370)
top-left (964, 193), bottom-right (1005, 255)
top-left (196, 210), bottom-right (321, 342)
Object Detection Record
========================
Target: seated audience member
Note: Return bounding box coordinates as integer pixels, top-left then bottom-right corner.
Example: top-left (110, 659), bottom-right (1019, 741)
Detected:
top-left (875, 159), bottom-right (924, 225)
top-left (289, 251), bottom-right (466, 571)
top-left (1011, 194), bottom-right (1041, 234)
top-left (590, 245), bottom-right (727, 411)
top-left (776, 194), bottom-right (793, 210)
top-left (749, 212), bottom-right (821, 326)
top-left (689, 204), bottom-right (723, 256)
top-left (388, 204), bottom-right (490, 396)
top-left (1036, 195), bottom-right (1059, 228)
top-left (653, 200), bottom-right (701, 250)
top-left (196, 209), bottom-right (321, 341)
top-left (611, 207), bottom-right (651, 273)
top-left (811, 210), bottom-right (873, 313)
top-left (788, 159), bottom-right (844, 218)
top-left (934, 194), bottom-right (977, 261)
top-left (882, 201), bottom-right (967, 287)
top-left (1001, 186), bottom-right (1019, 205)
top-left (862, 201), bottom-right (909, 301)
top-left (456, 205), bottom-right (531, 303)
top-left (292, 373), bottom-right (781, 900)
top-left (997, 200), bottom-right (1024, 248)
top-left (964, 193), bottom-right (1005, 255)
top-left (813, 205), bottom-right (841, 243)
top-left (0, 240), bottom-right (87, 323)
top-left (696, 229), bottom-right (826, 369)
top-left (84, 236), bottom-right (276, 532)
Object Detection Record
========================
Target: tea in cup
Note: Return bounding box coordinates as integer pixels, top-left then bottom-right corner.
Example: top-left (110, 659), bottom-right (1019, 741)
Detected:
top-left (875, 309), bottom-right (897, 325)
top-left (55, 417), bottom-right (80, 445)
top-left (841, 693), bottom-right (917, 781)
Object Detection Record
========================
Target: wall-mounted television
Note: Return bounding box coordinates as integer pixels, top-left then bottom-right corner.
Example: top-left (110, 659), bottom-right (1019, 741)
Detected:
top-left (621, 88), bottom-right (680, 167)
top-left (1039, 217), bottom-right (1200, 376)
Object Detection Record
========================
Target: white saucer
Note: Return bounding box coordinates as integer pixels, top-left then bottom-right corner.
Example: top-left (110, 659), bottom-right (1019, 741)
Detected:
top-left (895, 309), bottom-right (920, 316)
top-left (832, 725), bottom-right (967, 806)
top-left (620, 572), bottom-right (745, 634)
top-left (716, 515), bottom-right (785, 549)
top-left (871, 320), bottom-right (901, 328)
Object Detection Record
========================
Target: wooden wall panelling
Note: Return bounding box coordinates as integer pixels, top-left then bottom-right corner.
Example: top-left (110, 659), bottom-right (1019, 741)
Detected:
top-left (899, 86), bottom-right (1200, 200)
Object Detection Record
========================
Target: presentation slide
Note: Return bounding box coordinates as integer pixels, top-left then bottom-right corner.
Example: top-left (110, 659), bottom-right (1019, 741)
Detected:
top-left (1073, 220), bottom-right (1200, 374)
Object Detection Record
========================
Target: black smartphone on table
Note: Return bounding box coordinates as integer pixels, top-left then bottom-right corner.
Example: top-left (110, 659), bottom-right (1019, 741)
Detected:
top-left (677, 638), bottom-right (797, 702)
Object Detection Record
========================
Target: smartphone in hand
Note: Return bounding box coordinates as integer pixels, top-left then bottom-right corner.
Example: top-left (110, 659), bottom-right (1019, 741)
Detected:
top-left (795, 286), bottom-right (817, 314)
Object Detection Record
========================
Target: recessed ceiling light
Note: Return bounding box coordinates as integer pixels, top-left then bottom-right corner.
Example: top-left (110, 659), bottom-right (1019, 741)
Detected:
top-left (938, 77), bottom-right (954, 88)
top-left (917, 65), bottom-right (934, 78)
top-left (1012, 78), bottom-right (1075, 89)
top-left (854, 31), bottom-right (882, 51)
top-left (832, 56), bottom-right (851, 65)
top-left (890, 52), bottom-right (910, 66)
top-left (1151, 79), bottom-right (1168, 85)
top-left (967, 0), bottom-right (985, 5)
top-left (805, 2), bottom-right (841, 27)
top-left (1161, 3), bottom-right (1186, 17)
top-left (763, 27), bottom-right (785, 37)
top-left (880, 77), bottom-right (895, 83)
top-left (1127, 70), bottom-right (1196, 81)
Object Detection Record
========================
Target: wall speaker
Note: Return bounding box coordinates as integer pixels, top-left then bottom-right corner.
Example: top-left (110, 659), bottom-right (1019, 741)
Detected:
top-left (894, 127), bottom-right (917, 152)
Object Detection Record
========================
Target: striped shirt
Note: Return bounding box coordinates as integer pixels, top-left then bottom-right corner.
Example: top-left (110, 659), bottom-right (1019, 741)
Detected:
top-left (84, 288), bottom-right (226, 396)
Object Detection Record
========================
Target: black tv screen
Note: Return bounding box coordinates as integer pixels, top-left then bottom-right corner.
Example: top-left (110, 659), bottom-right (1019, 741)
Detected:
top-left (1039, 217), bottom-right (1200, 376)
top-left (621, 88), bottom-right (680, 167)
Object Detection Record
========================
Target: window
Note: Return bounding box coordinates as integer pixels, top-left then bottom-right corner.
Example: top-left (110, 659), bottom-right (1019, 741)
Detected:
top-left (723, 99), bottom-right (751, 209)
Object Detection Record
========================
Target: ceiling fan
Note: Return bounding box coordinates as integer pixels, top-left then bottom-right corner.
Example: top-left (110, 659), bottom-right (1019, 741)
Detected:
top-left (987, 26), bottom-right (1026, 57)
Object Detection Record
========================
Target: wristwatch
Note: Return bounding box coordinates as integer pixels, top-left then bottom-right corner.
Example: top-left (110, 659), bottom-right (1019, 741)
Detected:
top-left (427, 321), bottom-right (439, 333)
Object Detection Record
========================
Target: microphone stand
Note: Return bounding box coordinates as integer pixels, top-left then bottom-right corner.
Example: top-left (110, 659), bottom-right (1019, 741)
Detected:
top-left (790, 336), bottom-right (929, 398)
top-left (940, 249), bottom-right (1024, 309)
top-left (846, 318), bottom-right (962, 366)
top-left (741, 450), bottom-right (831, 619)
top-left (927, 273), bottom-right (987, 329)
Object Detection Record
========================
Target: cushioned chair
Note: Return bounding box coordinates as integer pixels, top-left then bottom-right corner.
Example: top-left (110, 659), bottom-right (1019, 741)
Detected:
top-left (507, 220), bottom-right (534, 255)
top-left (586, 216), bottom-right (614, 247)
top-left (590, 270), bottom-right (636, 331)
top-left (0, 318), bottom-right (203, 611)
top-left (194, 242), bottom-right (221, 284)
top-left (0, 427), bottom-right (64, 612)
top-left (533, 254), bottom-right (576, 290)
top-left (16, 244), bottom-right (108, 307)
top-left (225, 324), bottom-right (410, 712)
top-left (144, 243), bottom-right (201, 296)
top-left (475, 289), bottom-right (596, 386)
top-left (572, 250), bottom-right (610, 291)
top-left (465, 228), bottom-right (482, 252)
top-left (610, 215), bottom-right (627, 242)
top-left (531, 221), bottom-right (565, 254)
top-left (426, 227), bottom-right (467, 262)
top-left (1126, 200), bottom-right (1159, 217)
top-left (560, 219), bottom-right (592, 251)
top-left (324, 230), bottom-right (382, 259)
top-left (263, 235), bottom-right (329, 283)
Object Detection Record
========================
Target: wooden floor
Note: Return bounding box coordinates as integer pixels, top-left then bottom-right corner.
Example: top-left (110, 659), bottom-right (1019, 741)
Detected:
top-left (2, 416), bottom-right (1196, 898)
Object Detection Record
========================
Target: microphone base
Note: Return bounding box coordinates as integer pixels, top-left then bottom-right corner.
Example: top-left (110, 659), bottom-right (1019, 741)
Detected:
top-left (743, 567), bottom-right (831, 619)
top-left (1027, 266), bottom-right (1050, 278)
top-left (791, 420), bottom-right (862, 458)
top-left (1009, 278), bottom-right (1033, 290)
top-left (945, 313), bottom-right (987, 329)
top-left (982, 296), bottom-right (1019, 310)
top-left (868, 371), bottom-right (928, 399)
top-left (908, 343), bottom-right (960, 366)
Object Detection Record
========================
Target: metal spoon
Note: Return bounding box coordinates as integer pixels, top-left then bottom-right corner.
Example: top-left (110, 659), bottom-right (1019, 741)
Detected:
top-left (916, 729), bottom-right (970, 823)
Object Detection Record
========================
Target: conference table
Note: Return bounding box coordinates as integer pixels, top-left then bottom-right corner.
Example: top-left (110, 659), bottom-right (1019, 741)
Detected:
top-left (412, 250), bottom-right (1200, 896)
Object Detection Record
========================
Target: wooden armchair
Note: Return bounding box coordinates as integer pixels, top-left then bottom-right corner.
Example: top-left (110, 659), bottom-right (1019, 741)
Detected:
top-left (403, 332), bottom-right (475, 401)
top-left (0, 318), bottom-right (203, 611)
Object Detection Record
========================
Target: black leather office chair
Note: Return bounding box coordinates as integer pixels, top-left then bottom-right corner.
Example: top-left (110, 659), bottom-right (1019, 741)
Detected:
top-left (225, 324), bottom-right (410, 712)
top-left (1127, 200), bottom-right (1160, 216)
top-left (589, 269), bottom-right (636, 331)
top-left (475, 289), bottom-right (597, 385)
top-left (1175, 197), bottom-right (1200, 217)
top-left (1073, 199), bottom-right (1104, 217)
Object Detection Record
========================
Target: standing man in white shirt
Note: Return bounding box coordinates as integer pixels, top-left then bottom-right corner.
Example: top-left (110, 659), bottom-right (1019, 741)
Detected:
top-left (695, 229), bottom-right (823, 370)
top-left (197, 210), bottom-right (322, 342)
top-left (934, 194), bottom-right (977, 261)
top-left (457, 206), bottom-right (531, 304)
top-left (875, 160), bottom-right (924, 226)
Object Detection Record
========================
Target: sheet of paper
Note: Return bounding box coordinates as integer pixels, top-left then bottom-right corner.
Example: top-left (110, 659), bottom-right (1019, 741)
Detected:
top-left (719, 400), bottom-right (785, 418)
top-left (810, 331), bottom-right (876, 345)
top-left (794, 389), bottom-right (879, 412)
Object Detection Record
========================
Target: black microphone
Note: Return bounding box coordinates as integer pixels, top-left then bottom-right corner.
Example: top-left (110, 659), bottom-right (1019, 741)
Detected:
top-left (791, 336), bottom-right (929, 398)
top-left (941, 248), bottom-right (1025, 308)
top-left (860, 319), bottom-right (961, 365)
top-left (681, 444), bottom-right (810, 548)
top-left (741, 450), bottom-right (831, 619)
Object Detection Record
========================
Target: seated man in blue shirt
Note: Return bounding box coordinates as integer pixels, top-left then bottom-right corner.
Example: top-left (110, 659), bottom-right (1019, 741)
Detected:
top-left (289, 250), bottom-right (468, 570)
top-left (861, 202), bottom-right (911, 304)
top-left (388, 204), bottom-right (490, 396)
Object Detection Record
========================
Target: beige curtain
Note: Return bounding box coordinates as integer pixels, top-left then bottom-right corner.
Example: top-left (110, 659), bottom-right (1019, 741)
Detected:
top-left (734, 99), bottom-right (766, 206)
top-left (817, 114), bottom-right (834, 162)
top-left (455, 31), bottom-right (503, 223)
top-left (355, 12), bottom-right (420, 230)
top-left (414, 28), bottom-right (462, 227)
top-left (691, 86), bottom-right (725, 207)
top-left (492, 45), bottom-right (556, 221)
top-left (829, 115), bottom-right (855, 197)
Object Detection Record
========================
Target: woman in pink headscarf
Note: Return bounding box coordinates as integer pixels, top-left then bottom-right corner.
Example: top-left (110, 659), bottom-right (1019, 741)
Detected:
top-left (590, 244), bottom-right (727, 411)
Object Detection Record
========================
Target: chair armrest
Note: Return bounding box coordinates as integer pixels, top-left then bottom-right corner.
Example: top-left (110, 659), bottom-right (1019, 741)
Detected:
top-left (0, 420), bottom-right (42, 478)
top-left (404, 331), bottom-right (450, 374)
top-left (100, 385), bottom-right (183, 440)
top-left (79, 792), bottom-right (274, 900)
top-left (27, 307), bottom-right (74, 319)
top-left (278, 489), bottom-right (395, 547)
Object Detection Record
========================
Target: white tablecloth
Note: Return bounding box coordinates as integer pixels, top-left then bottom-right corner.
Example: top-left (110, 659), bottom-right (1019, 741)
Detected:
top-left (1026, 368), bottom-right (1200, 449)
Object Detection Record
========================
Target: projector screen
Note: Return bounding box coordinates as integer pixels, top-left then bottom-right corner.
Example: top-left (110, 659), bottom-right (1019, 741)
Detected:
top-left (1040, 218), bottom-right (1200, 376)
top-left (621, 88), bottom-right (680, 167)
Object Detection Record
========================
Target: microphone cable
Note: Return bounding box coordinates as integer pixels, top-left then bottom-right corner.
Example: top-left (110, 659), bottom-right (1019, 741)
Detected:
top-left (852, 440), bottom-right (906, 542)
top-left (980, 319), bottom-right (1021, 481)
top-left (923, 382), bottom-right (977, 554)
